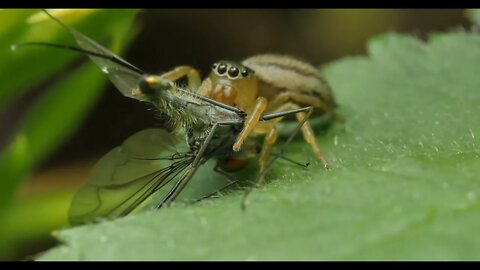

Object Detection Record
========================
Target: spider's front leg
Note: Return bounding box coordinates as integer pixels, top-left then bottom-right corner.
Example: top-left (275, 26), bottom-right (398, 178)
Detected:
top-left (159, 65), bottom-right (202, 89)
top-left (253, 121), bottom-right (279, 186)
top-left (232, 96), bottom-right (268, 152)
top-left (133, 66), bottom-right (202, 99)
top-left (267, 90), bottom-right (342, 123)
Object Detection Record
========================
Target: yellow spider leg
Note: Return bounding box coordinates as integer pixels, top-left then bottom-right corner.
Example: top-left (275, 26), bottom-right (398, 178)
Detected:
top-left (233, 96), bottom-right (268, 152)
top-left (196, 78), bottom-right (212, 96)
top-left (267, 91), bottom-right (343, 122)
top-left (296, 111), bottom-right (327, 166)
top-left (270, 102), bottom-right (328, 167)
top-left (267, 91), bottom-right (321, 111)
top-left (254, 122), bottom-right (278, 187)
top-left (159, 65), bottom-right (201, 89)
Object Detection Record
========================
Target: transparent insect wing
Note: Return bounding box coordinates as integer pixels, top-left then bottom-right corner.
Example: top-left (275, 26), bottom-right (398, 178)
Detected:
top-left (69, 129), bottom-right (191, 225)
top-left (46, 10), bottom-right (145, 100)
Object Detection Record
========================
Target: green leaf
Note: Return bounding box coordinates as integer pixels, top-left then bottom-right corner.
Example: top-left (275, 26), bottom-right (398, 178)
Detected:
top-left (0, 10), bottom-right (139, 226)
top-left (38, 31), bottom-right (480, 260)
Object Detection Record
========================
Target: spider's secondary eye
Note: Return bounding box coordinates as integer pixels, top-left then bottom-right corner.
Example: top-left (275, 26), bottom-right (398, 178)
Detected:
top-left (211, 63), bottom-right (218, 70)
top-left (228, 67), bottom-right (239, 78)
top-left (217, 64), bottom-right (227, 75)
top-left (241, 69), bottom-right (249, 77)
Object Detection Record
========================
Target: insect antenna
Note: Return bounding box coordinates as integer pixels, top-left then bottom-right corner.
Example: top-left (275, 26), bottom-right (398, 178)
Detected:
top-left (11, 41), bottom-right (145, 75)
top-left (133, 151), bottom-right (191, 161)
top-left (11, 42), bottom-right (245, 116)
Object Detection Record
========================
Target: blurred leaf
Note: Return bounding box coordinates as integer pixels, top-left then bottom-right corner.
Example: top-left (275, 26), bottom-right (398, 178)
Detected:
top-left (0, 9), bottom-right (138, 108)
top-left (466, 9), bottom-right (480, 25)
top-left (0, 10), bottom-right (139, 220)
top-left (37, 31), bottom-right (480, 260)
top-left (0, 190), bottom-right (73, 260)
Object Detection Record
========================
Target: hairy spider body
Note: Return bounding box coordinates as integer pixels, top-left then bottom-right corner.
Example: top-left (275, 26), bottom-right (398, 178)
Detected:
top-left (154, 54), bottom-right (339, 185)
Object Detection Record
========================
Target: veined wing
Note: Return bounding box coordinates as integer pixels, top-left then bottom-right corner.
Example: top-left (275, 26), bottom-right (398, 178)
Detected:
top-left (44, 9), bottom-right (146, 100)
top-left (69, 128), bottom-right (192, 225)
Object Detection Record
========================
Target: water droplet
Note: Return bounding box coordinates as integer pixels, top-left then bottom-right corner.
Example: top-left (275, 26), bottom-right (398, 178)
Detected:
top-left (10, 44), bottom-right (17, 51)
top-left (101, 67), bottom-right (109, 74)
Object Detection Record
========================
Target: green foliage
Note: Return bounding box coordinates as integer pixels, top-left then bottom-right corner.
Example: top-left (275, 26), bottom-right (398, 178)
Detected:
top-left (37, 31), bottom-right (480, 260)
top-left (0, 9), bottom-right (139, 259)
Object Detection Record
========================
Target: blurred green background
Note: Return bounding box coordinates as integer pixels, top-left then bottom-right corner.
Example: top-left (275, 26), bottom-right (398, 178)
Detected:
top-left (0, 9), bottom-right (471, 260)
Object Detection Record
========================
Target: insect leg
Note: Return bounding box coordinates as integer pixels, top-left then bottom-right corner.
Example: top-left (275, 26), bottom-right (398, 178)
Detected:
top-left (249, 107), bottom-right (314, 187)
top-left (189, 177), bottom-right (242, 205)
top-left (193, 142), bottom-right (311, 205)
top-left (213, 162), bottom-right (237, 181)
top-left (259, 106), bottom-right (315, 181)
top-left (156, 120), bottom-right (241, 208)
top-left (241, 106), bottom-right (314, 210)
top-left (156, 165), bottom-right (199, 209)
top-left (187, 162), bottom-right (242, 205)
top-left (269, 102), bottom-right (328, 167)
top-left (192, 120), bottom-right (241, 167)
top-left (233, 96), bottom-right (268, 152)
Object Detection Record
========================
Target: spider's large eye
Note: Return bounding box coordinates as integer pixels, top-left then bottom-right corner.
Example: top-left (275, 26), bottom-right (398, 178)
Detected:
top-left (217, 64), bottom-right (227, 75)
top-left (228, 66), bottom-right (239, 78)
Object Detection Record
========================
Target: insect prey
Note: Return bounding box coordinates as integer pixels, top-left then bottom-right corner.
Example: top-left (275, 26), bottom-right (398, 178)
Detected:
top-left (13, 9), bottom-right (315, 224)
